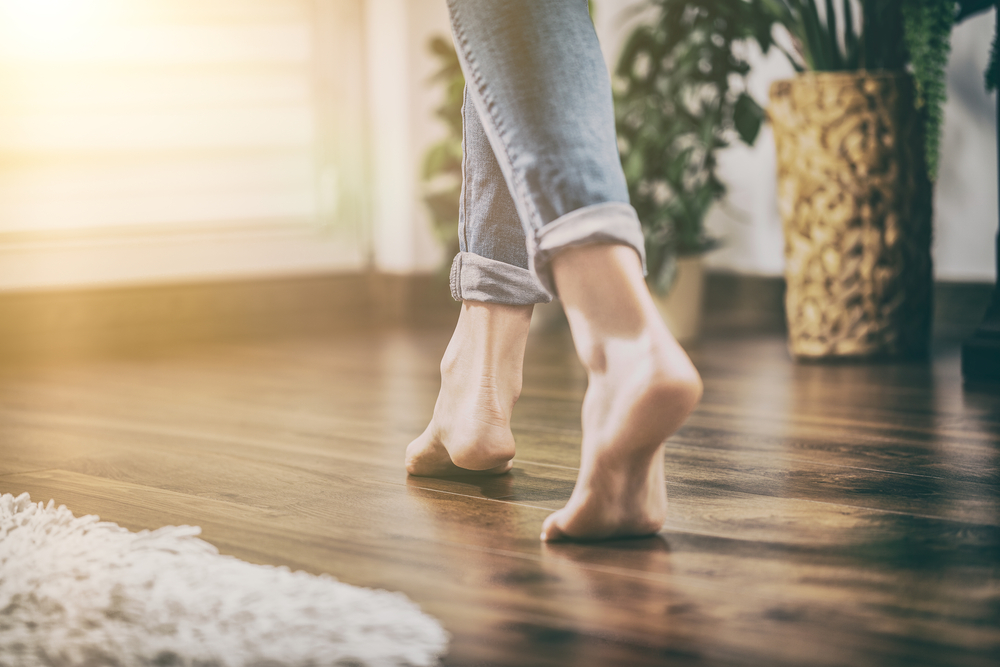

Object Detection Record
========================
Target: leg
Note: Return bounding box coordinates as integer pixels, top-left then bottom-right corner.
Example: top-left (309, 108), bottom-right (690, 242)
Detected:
top-left (445, 0), bottom-right (703, 539)
top-left (445, 0), bottom-right (645, 293)
top-left (405, 89), bottom-right (548, 476)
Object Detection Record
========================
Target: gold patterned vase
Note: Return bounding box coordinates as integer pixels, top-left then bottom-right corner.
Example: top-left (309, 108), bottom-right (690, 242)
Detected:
top-left (769, 71), bottom-right (933, 359)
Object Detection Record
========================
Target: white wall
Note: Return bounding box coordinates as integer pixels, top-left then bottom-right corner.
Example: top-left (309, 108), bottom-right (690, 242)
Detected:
top-left (407, 0), bottom-right (451, 272)
top-left (362, 0), bottom-right (448, 274)
top-left (934, 12), bottom-right (998, 282)
top-left (593, 1), bottom-right (999, 283)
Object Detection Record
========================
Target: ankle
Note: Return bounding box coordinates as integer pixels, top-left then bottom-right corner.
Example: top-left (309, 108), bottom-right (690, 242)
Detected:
top-left (581, 333), bottom-right (703, 407)
top-left (552, 244), bottom-right (660, 339)
top-left (444, 300), bottom-right (531, 357)
top-left (460, 301), bottom-right (534, 329)
top-left (439, 300), bottom-right (532, 404)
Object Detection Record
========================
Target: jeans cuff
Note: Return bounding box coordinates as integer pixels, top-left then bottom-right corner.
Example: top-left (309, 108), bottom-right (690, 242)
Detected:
top-left (450, 252), bottom-right (553, 305)
top-left (530, 202), bottom-right (647, 296)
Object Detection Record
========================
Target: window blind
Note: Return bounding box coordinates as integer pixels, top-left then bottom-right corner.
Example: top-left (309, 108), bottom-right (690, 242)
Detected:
top-left (0, 0), bottom-right (368, 288)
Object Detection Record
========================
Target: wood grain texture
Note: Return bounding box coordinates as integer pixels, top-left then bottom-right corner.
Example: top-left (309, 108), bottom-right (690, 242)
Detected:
top-left (1, 325), bottom-right (997, 666)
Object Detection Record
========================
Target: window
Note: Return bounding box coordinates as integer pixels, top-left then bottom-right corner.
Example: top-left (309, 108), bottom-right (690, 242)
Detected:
top-left (0, 0), bottom-right (368, 289)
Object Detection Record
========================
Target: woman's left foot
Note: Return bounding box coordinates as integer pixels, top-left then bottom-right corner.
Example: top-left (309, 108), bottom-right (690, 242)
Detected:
top-left (405, 301), bottom-right (533, 476)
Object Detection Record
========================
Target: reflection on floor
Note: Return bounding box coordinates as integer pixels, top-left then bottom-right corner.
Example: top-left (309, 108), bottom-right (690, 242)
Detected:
top-left (1, 324), bottom-right (997, 666)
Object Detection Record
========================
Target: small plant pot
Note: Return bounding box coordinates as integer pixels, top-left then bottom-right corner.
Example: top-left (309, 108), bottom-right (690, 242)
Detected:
top-left (769, 71), bottom-right (933, 359)
top-left (651, 256), bottom-right (705, 344)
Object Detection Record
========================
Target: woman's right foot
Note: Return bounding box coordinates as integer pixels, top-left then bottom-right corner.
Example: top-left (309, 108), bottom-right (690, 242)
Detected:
top-left (540, 244), bottom-right (703, 542)
top-left (405, 301), bottom-right (533, 476)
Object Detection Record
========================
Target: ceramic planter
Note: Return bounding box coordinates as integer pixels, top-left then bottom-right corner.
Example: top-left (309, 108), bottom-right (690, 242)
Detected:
top-left (651, 256), bottom-right (705, 344)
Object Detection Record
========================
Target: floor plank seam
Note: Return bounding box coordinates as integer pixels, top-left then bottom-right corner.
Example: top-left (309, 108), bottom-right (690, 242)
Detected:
top-left (694, 405), bottom-right (999, 443)
top-left (660, 444), bottom-right (958, 481)
top-left (372, 478), bottom-right (555, 512)
top-left (515, 460), bottom-right (996, 525)
top-left (394, 470), bottom-right (997, 527)
top-left (522, 452), bottom-right (981, 488)
top-left (0, 468), bottom-right (59, 481)
top-left (514, 459), bottom-right (579, 471)
top-left (660, 478), bottom-right (998, 526)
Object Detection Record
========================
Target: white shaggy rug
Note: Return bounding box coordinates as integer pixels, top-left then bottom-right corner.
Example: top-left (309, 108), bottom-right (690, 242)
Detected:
top-left (0, 493), bottom-right (448, 666)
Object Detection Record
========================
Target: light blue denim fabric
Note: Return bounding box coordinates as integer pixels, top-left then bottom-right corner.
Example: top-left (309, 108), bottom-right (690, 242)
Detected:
top-left (447, 0), bottom-right (646, 305)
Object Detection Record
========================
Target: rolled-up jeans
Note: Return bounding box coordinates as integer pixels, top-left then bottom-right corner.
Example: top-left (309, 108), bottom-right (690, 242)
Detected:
top-left (446, 0), bottom-right (646, 305)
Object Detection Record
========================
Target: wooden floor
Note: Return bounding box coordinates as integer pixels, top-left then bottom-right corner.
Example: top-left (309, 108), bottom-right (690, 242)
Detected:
top-left (1, 321), bottom-right (998, 666)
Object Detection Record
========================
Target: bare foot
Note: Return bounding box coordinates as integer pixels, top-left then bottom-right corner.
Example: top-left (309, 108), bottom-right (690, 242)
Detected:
top-left (405, 301), bottom-right (533, 476)
top-left (540, 245), bottom-right (703, 541)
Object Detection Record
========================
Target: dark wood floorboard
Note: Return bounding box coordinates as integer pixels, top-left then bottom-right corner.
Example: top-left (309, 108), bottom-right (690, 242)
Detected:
top-left (0, 325), bottom-right (997, 666)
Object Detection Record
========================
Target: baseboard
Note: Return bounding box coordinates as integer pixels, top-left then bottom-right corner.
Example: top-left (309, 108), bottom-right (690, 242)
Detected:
top-left (0, 271), bottom-right (992, 363)
top-left (960, 280), bottom-right (1000, 385)
top-left (937, 281), bottom-right (998, 341)
top-left (701, 272), bottom-right (996, 342)
top-left (0, 272), bottom-right (459, 362)
top-left (702, 273), bottom-right (787, 334)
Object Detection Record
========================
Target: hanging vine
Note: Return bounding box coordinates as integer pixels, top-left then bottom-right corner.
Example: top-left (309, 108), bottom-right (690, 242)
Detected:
top-left (901, 0), bottom-right (957, 180)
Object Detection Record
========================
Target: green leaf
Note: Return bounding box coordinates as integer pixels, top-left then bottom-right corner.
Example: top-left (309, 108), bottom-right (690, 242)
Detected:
top-left (422, 141), bottom-right (462, 180)
top-left (902, 0), bottom-right (955, 180)
top-left (614, 0), bottom-right (773, 258)
top-left (823, 0), bottom-right (843, 69)
top-left (616, 25), bottom-right (657, 78)
top-left (651, 251), bottom-right (679, 295)
top-left (734, 92), bottom-right (764, 144)
top-left (987, 23), bottom-right (1000, 91)
top-left (622, 149), bottom-right (646, 186)
top-left (800, 0), bottom-right (830, 69)
top-left (421, 34), bottom-right (465, 264)
top-left (842, 0), bottom-right (859, 68)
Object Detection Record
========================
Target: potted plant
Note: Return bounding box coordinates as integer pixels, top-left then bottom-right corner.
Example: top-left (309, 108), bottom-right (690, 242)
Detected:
top-left (613, 0), bottom-right (782, 342)
top-left (768, 0), bottom-right (1000, 360)
top-left (616, 0), bottom-right (997, 354)
top-left (765, 0), bottom-right (951, 359)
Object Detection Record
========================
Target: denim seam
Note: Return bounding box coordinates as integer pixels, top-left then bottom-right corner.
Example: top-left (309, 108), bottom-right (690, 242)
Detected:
top-left (449, 252), bottom-right (462, 301)
top-left (459, 86), bottom-right (470, 253)
top-left (448, 3), bottom-right (545, 253)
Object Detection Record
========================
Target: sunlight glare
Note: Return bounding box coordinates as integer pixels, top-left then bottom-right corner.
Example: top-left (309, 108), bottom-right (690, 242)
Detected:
top-left (0, 0), bottom-right (109, 61)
